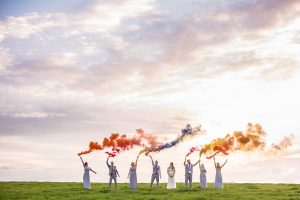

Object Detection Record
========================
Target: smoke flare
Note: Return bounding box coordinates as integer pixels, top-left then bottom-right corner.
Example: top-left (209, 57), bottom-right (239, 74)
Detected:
top-left (186, 146), bottom-right (202, 157)
top-left (78, 129), bottom-right (160, 156)
top-left (105, 147), bottom-right (121, 157)
top-left (139, 124), bottom-right (204, 155)
top-left (200, 123), bottom-right (266, 157)
top-left (198, 123), bottom-right (294, 158)
top-left (271, 134), bottom-right (294, 151)
top-left (78, 124), bottom-right (204, 157)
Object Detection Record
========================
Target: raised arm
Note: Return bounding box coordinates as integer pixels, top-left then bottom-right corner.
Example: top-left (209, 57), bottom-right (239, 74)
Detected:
top-left (213, 156), bottom-right (217, 168)
top-left (221, 159), bottom-right (228, 168)
top-left (79, 155), bottom-right (84, 167)
top-left (106, 156), bottom-right (110, 167)
top-left (135, 155), bottom-right (140, 167)
top-left (149, 155), bottom-right (154, 166)
top-left (183, 156), bottom-right (187, 166)
top-left (192, 159), bottom-right (200, 167)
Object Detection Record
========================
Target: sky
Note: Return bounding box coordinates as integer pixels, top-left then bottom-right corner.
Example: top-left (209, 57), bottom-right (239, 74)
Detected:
top-left (0, 0), bottom-right (300, 184)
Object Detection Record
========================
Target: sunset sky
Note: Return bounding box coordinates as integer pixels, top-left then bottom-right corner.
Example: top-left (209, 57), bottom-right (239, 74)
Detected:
top-left (0, 0), bottom-right (300, 183)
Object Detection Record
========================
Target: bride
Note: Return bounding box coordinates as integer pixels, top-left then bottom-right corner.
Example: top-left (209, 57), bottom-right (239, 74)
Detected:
top-left (167, 162), bottom-right (176, 189)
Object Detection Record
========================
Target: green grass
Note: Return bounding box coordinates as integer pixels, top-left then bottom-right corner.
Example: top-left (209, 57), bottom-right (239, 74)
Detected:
top-left (0, 182), bottom-right (299, 200)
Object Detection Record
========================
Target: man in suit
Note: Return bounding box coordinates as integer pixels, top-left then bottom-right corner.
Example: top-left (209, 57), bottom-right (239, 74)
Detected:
top-left (149, 155), bottom-right (161, 188)
top-left (106, 156), bottom-right (120, 189)
top-left (184, 156), bottom-right (200, 188)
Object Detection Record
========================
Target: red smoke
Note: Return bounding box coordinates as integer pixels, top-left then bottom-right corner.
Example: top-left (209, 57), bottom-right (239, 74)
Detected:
top-left (105, 147), bottom-right (121, 157)
top-left (186, 147), bottom-right (201, 157)
top-left (78, 129), bottom-right (160, 156)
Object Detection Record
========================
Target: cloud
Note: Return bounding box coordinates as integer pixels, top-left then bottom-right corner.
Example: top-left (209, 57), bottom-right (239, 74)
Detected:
top-left (0, 47), bottom-right (14, 71)
top-left (0, 0), bottom-right (299, 172)
top-left (0, 0), bottom-right (299, 138)
top-left (258, 59), bottom-right (300, 80)
top-left (233, 0), bottom-right (300, 31)
top-left (225, 157), bottom-right (300, 183)
top-left (0, 0), bottom-right (155, 42)
top-left (12, 112), bottom-right (65, 119)
top-left (1, 0), bottom-right (299, 95)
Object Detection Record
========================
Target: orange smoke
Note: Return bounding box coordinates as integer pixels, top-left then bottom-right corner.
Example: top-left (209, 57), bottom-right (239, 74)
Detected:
top-left (77, 141), bottom-right (103, 155)
top-left (78, 129), bottom-right (160, 156)
top-left (200, 123), bottom-right (294, 158)
top-left (271, 134), bottom-right (294, 151)
top-left (136, 128), bottom-right (161, 149)
top-left (200, 123), bottom-right (267, 157)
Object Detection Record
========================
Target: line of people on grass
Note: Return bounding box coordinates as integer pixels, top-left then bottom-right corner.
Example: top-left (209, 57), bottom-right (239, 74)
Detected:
top-left (78, 154), bottom-right (228, 190)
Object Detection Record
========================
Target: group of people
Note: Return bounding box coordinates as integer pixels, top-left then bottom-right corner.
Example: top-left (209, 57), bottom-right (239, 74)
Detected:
top-left (78, 154), bottom-right (228, 190)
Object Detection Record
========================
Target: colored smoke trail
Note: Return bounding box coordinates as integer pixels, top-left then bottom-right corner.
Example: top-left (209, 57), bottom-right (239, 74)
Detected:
top-left (186, 146), bottom-right (202, 157)
top-left (186, 147), bottom-right (197, 157)
top-left (271, 134), bottom-right (294, 151)
top-left (139, 124), bottom-right (204, 155)
top-left (198, 123), bottom-right (294, 158)
top-left (78, 129), bottom-right (160, 156)
top-left (78, 124), bottom-right (204, 157)
top-left (199, 123), bottom-right (266, 157)
top-left (105, 147), bottom-right (121, 158)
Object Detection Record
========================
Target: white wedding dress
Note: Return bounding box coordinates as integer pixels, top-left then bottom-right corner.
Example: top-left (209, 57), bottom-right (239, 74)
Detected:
top-left (167, 168), bottom-right (176, 189)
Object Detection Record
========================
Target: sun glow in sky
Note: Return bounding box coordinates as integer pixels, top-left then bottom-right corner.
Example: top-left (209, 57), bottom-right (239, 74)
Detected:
top-left (0, 0), bottom-right (300, 183)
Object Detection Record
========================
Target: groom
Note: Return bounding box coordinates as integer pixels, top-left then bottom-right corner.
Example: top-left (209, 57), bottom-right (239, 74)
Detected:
top-left (184, 156), bottom-right (200, 188)
top-left (106, 156), bottom-right (120, 189)
top-left (149, 155), bottom-right (161, 188)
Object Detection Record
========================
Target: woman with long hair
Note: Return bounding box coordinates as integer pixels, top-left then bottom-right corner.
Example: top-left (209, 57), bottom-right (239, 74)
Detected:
top-left (213, 156), bottom-right (228, 189)
top-left (79, 155), bottom-right (97, 190)
top-left (199, 163), bottom-right (207, 188)
top-left (127, 155), bottom-right (139, 189)
top-left (167, 162), bottom-right (176, 189)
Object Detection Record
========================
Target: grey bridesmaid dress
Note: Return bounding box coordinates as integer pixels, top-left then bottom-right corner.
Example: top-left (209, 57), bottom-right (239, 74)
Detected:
top-left (129, 167), bottom-right (138, 189)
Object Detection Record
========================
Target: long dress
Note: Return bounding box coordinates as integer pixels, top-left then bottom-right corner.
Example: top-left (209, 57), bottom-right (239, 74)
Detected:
top-left (200, 169), bottom-right (207, 188)
top-left (129, 167), bottom-right (138, 189)
top-left (214, 167), bottom-right (223, 188)
top-left (167, 168), bottom-right (176, 189)
top-left (83, 166), bottom-right (91, 189)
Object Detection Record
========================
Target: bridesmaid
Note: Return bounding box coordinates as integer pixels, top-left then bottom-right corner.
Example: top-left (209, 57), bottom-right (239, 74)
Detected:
top-left (127, 155), bottom-right (139, 189)
top-left (213, 156), bottom-right (228, 189)
top-left (199, 163), bottom-right (207, 188)
top-left (79, 155), bottom-right (97, 190)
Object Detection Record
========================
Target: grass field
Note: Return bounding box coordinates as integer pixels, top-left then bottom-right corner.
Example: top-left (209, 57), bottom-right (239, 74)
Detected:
top-left (0, 182), bottom-right (299, 200)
